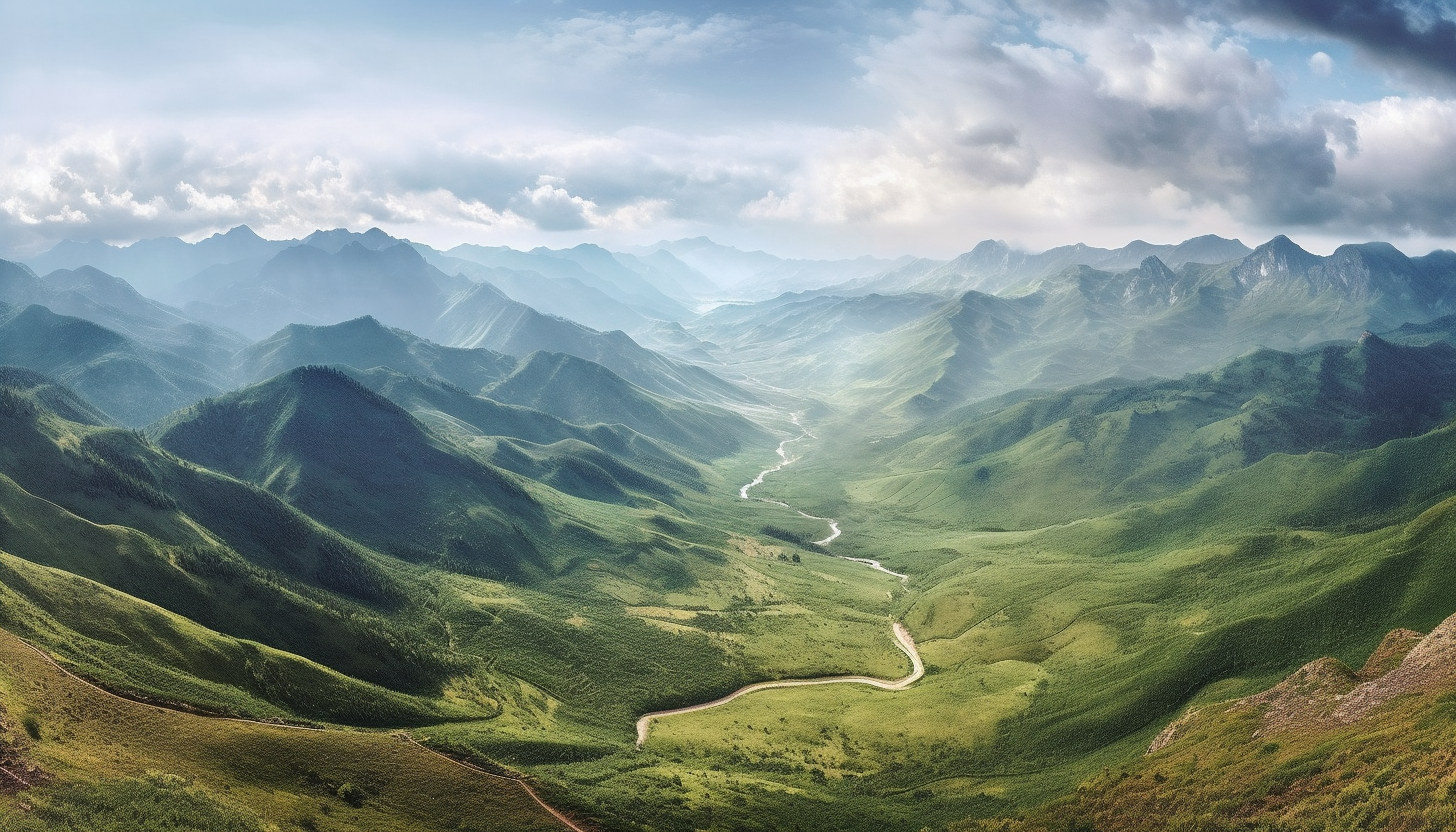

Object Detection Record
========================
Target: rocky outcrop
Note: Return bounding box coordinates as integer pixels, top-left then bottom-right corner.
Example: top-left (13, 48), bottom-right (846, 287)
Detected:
top-left (1150, 615), bottom-right (1454, 753)
top-left (1336, 616), bottom-right (1456, 722)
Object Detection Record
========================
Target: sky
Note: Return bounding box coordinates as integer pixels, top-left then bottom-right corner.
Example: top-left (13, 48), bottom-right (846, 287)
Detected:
top-left (3, 0), bottom-right (1456, 259)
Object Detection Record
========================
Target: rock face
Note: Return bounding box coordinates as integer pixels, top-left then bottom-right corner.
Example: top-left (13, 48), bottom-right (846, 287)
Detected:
top-left (1150, 614), bottom-right (1456, 753)
top-left (1336, 616), bottom-right (1456, 722)
top-left (1234, 657), bottom-right (1359, 737)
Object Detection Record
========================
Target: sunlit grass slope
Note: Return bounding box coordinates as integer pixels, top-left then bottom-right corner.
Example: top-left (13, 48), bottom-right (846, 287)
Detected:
top-left (0, 625), bottom-right (568, 832)
top-left (0, 363), bottom-right (935, 830)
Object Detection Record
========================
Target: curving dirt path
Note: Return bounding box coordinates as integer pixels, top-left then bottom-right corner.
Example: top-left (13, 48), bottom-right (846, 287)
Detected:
top-left (635, 622), bottom-right (923, 747)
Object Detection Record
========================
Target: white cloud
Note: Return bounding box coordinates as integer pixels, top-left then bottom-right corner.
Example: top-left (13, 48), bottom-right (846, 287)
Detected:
top-left (1309, 51), bottom-right (1335, 76)
top-left (523, 13), bottom-right (754, 69)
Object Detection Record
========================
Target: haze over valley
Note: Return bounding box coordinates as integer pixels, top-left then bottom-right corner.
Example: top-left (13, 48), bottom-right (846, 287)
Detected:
top-left (8, 2), bottom-right (1456, 831)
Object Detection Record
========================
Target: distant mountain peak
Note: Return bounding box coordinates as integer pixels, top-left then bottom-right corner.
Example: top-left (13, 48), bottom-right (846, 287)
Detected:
top-left (1235, 235), bottom-right (1321, 284)
top-left (1137, 255), bottom-right (1175, 278)
top-left (212, 225), bottom-right (263, 241)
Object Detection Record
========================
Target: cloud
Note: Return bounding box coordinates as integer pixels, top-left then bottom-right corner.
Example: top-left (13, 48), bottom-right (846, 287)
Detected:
top-left (761, 4), bottom-right (1342, 226)
top-left (4, 1), bottom-right (1456, 260)
top-left (1323, 96), bottom-right (1456, 235)
top-left (521, 12), bottom-right (755, 70)
top-left (732, 0), bottom-right (1456, 250)
top-left (0, 125), bottom-right (802, 255)
top-left (1309, 50), bottom-right (1335, 76)
top-left (1230, 0), bottom-right (1456, 84)
top-left (509, 176), bottom-right (594, 232)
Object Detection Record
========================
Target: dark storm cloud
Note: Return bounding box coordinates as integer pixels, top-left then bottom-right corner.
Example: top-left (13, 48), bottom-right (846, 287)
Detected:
top-left (1232, 0), bottom-right (1456, 81)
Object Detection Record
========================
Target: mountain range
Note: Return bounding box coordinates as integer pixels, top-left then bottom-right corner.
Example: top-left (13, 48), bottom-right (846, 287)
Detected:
top-left (8, 225), bottom-right (1456, 832)
top-left (690, 235), bottom-right (1456, 426)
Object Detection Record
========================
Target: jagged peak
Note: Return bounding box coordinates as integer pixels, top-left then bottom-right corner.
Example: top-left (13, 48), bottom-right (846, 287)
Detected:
top-left (1137, 255), bottom-right (1174, 276)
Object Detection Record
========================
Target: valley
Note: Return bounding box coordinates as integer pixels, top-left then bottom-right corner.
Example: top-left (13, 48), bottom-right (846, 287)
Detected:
top-left (4, 226), bottom-right (1456, 832)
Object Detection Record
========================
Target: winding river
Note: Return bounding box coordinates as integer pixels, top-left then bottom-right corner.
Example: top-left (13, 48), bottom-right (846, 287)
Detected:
top-left (634, 415), bottom-right (920, 747)
top-left (738, 416), bottom-right (905, 578)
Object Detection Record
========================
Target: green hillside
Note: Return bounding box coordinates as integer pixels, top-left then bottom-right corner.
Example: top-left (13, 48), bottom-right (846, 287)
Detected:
top-left (956, 612), bottom-right (1456, 832)
top-left (839, 333), bottom-right (1456, 529)
top-left (349, 366), bottom-right (704, 505)
top-left (685, 236), bottom-right (1456, 427)
top-left (0, 625), bottom-right (569, 832)
top-left (13, 229), bottom-right (1456, 831)
top-left (150, 365), bottom-right (547, 576)
top-left (433, 281), bottom-right (758, 406)
top-left (484, 350), bottom-right (769, 459)
top-left (0, 365), bottom-right (927, 830)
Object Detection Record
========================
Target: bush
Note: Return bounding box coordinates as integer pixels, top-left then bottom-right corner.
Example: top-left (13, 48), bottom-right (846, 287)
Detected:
top-left (336, 782), bottom-right (365, 807)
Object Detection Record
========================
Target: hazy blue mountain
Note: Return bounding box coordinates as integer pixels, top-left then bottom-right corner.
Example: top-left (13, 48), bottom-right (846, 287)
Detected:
top-left (423, 255), bottom-right (651, 334)
top-left (441, 243), bottom-right (691, 321)
top-left (688, 291), bottom-right (949, 392)
top-left (0, 302), bottom-right (226, 425)
top-left (832, 234), bottom-right (1254, 297)
top-left (301, 227), bottom-right (406, 253)
top-left (235, 315), bottom-right (515, 392)
top-left (180, 242), bottom-right (470, 339)
top-left (482, 350), bottom-right (768, 459)
top-left (535, 243), bottom-right (692, 319)
top-left (615, 248), bottom-right (719, 303)
top-left (630, 319), bottom-right (723, 364)
top-left (432, 281), bottom-right (757, 405)
top-left (25, 226), bottom-right (294, 296)
top-left (0, 259), bottom-right (247, 375)
top-left (1225, 237), bottom-right (1454, 331)
top-left (700, 236), bottom-right (1456, 420)
top-left (634, 237), bottom-right (911, 297)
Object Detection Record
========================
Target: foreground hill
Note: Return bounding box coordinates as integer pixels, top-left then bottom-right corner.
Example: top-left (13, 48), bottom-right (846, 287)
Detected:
top-left (0, 367), bottom-right (473, 720)
top-left (956, 610), bottom-right (1456, 831)
top-left (0, 626), bottom-right (570, 832)
top-left (0, 366), bottom-right (931, 832)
